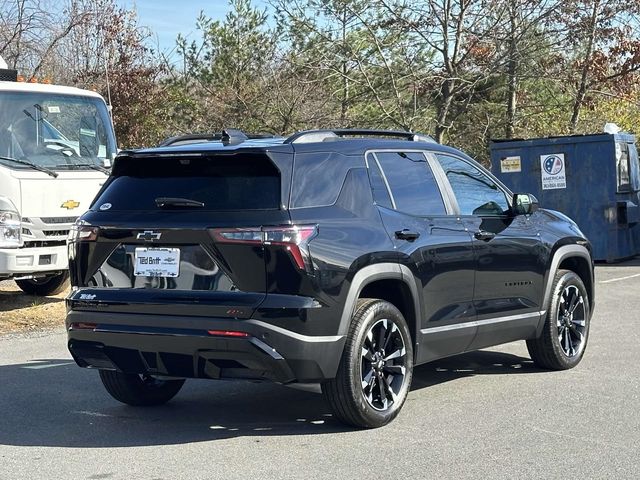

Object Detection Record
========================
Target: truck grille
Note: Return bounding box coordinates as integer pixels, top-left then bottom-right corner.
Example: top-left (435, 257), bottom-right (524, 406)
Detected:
top-left (40, 217), bottom-right (78, 225)
top-left (23, 240), bottom-right (66, 248)
top-left (43, 230), bottom-right (70, 237)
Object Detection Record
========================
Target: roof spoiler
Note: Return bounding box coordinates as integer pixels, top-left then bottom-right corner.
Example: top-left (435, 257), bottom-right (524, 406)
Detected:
top-left (157, 130), bottom-right (277, 147)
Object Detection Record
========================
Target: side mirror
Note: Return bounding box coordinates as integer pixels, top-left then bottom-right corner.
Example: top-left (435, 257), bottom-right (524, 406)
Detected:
top-left (512, 193), bottom-right (539, 215)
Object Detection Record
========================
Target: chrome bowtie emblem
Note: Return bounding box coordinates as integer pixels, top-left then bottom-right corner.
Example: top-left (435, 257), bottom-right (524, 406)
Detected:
top-left (137, 230), bottom-right (162, 241)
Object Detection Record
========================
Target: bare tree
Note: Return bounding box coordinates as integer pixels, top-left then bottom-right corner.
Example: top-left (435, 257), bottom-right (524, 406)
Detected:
top-left (0, 0), bottom-right (88, 77)
top-left (487, 0), bottom-right (563, 138)
top-left (275, 0), bottom-right (432, 131)
top-left (562, 0), bottom-right (640, 132)
top-left (376, 0), bottom-right (508, 143)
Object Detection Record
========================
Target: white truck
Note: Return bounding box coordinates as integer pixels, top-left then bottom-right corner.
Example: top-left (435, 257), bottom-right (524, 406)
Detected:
top-left (0, 63), bottom-right (116, 295)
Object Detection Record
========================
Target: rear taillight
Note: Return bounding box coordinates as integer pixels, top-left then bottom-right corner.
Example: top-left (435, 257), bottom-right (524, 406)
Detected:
top-left (212, 228), bottom-right (263, 245)
top-left (68, 220), bottom-right (98, 242)
top-left (212, 225), bottom-right (318, 271)
top-left (263, 226), bottom-right (317, 271)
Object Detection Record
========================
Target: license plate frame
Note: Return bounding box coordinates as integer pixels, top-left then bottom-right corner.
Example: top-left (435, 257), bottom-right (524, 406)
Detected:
top-left (134, 247), bottom-right (180, 277)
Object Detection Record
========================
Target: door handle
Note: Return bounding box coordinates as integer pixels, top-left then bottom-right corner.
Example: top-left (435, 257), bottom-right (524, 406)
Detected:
top-left (474, 230), bottom-right (496, 241)
top-left (395, 229), bottom-right (420, 241)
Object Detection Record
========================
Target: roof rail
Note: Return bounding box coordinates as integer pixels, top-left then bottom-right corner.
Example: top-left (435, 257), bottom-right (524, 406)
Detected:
top-left (284, 129), bottom-right (436, 144)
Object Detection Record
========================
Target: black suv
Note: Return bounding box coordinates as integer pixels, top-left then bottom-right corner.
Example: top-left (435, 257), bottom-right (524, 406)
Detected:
top-left (66, 129), bottom-right (594, 428)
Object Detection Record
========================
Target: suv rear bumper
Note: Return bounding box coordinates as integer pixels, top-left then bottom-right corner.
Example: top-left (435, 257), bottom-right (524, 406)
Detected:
top-left (66, 311), bottom-right (346, 383)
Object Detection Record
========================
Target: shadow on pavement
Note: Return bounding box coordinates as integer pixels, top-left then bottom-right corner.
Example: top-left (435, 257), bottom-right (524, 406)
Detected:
top-left (0, 350), bottom-right (539, 447)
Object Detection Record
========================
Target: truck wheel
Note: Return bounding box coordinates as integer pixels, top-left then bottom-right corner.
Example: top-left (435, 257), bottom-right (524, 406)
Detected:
top-left (99, 370), bottom-right (185, 406)
top-left (526, 269), bottom-right (591, 370)
top-left (322, 298), bottom-right (413, 428)
top-left (15, 271), bottom-right (69, 296)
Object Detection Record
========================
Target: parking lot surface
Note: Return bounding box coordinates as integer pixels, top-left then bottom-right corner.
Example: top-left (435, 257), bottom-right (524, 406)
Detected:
top-left (1, 262), bottom-right (639, 479)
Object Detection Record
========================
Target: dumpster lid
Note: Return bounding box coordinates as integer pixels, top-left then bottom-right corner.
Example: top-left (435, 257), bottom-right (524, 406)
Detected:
top-left (490, 132), bottom-right (636, 149)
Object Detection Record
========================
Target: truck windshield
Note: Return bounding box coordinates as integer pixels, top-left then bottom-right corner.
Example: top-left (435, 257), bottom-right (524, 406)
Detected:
top-left (0, 92), bottom-right (116, 172)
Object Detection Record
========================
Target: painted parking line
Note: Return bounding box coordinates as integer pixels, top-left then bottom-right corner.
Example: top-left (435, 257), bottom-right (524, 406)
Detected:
top-left (21, 362), bottom-right (74, 370)
top-left (73, 410), bottom-right (113, 418)
top-left (599, 272), bottom-right (640, 284)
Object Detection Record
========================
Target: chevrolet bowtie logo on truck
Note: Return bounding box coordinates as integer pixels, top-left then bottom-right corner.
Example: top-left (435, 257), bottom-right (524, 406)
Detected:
top-left (61, 200), bottom-right (80, 210)
top-left (136, 231), bottom-right (162, 241)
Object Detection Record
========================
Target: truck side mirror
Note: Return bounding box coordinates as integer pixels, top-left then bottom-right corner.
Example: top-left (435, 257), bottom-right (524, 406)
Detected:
top-left (512, 193), bottom-right (539, 215)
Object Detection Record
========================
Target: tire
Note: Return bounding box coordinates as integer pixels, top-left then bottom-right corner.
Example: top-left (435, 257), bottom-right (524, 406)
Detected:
top-left (98, 370), bottom-right (185, 406)
top-left (526, 269), bottom-right (591, 370)
top-left (15, 271), bottom-right (69, 296)
top-left (322, 298), bottom-right (413, 428)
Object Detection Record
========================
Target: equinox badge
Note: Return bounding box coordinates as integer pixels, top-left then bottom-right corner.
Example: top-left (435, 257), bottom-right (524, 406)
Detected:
top-left (137, 230), bottom-right (162, 242)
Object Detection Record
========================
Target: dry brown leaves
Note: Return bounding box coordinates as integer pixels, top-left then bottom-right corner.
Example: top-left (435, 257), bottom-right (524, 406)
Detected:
top-left (0, 281), bottom-right (68, 335)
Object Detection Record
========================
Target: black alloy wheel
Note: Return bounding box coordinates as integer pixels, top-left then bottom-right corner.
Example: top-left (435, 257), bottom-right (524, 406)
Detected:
top-left (323, 298), bottom-right (413, 428)
top-left (360, 318), bottom-right (408, 411)
top-left (527, 269), bottom-right (591, 370)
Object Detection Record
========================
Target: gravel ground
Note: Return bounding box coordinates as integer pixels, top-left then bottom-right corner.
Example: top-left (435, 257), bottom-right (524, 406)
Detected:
top-left (0, 279), bottom-right (68, 334)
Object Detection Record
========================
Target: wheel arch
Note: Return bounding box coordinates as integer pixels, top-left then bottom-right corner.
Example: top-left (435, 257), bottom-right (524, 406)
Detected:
top-left (541, 244), bottom-right (594, 328)
top-left (338, 263), bottom-right (421, 358)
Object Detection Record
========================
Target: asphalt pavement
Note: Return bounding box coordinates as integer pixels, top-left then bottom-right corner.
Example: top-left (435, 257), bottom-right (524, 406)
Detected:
top-left (1, 262), bottom-right (639, 479)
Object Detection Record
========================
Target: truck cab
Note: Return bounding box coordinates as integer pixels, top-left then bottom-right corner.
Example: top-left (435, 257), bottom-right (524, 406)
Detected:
top-left (0, 67), bottom-right (116, 295)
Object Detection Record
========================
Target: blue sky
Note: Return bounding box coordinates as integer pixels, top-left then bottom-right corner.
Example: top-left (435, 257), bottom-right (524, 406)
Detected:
top-left (119, 0), bottom-right (235, 55)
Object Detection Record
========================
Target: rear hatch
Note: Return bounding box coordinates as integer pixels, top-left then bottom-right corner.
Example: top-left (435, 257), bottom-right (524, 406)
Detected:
top-left (68, 148), bottom-right (293, 319)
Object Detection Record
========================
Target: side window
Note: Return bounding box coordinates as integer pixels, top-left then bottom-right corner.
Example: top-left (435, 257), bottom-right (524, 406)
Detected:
top-left (365, 154), bottom-right (393, 209)
top-left (374, 151), bottom-right (446, 216)
top-left (436, 154), bottom-right (509, 216)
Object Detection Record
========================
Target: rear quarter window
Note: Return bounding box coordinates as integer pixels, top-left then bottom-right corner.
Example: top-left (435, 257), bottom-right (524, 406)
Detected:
top-left (290, 152), bottom-right (364, 208)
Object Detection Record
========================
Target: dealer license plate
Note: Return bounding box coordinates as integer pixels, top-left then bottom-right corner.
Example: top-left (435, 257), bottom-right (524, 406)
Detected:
top-left (134, 247), bottom-right (180, 277)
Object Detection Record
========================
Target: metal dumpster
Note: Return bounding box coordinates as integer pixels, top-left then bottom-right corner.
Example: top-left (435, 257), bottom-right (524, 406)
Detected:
top-left (490, 133), bottom-right (640, 262)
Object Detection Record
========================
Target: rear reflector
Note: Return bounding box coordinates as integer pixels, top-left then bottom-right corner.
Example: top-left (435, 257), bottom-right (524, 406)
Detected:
top-left (207, 330), bottom-right (250, 338)
top-left (69, 322), bottom-right (97, 330)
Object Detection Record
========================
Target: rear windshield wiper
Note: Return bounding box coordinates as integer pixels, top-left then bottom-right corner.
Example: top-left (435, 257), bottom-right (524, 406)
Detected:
top-left (62, 162), bottom-right (110, 174)
top-left (0, 155), bottom-right (58, 178)
top-left (155, 197), bottom-right (205, 208)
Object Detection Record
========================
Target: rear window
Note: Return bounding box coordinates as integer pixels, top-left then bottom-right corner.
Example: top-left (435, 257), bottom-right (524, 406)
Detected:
top-left (94, 154), bottom-right (280, 211)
